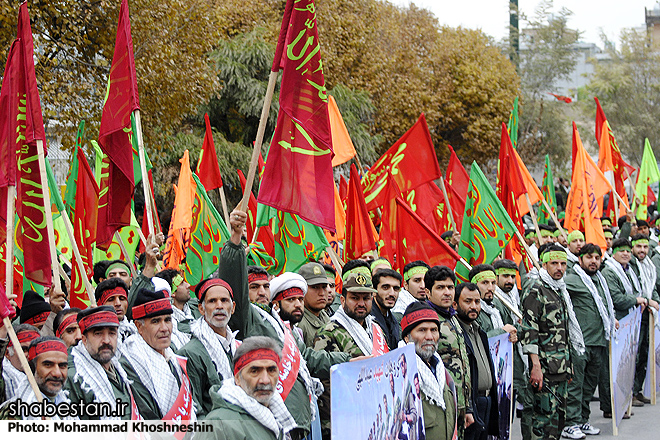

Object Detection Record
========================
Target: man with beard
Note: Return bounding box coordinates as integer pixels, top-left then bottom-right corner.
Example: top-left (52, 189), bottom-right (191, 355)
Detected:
top-left (2, 324), bottom-right (40, 401)
top-left (66, 306), bottom-right (136, 420)
top-left (564, 244), bottom-right (616, 437)
top-left (298, 262), bottom-right (333, 347)
top-left (492, 259), bottom-right (530, 440)
top-left (400, 301), bottom-right (457, 440)
top-left (565, 231), bottom-right (585, 270)
top-left (468, 264), bottom-right (517, 342)
top-left (370, 269), bottom-right (403, 350)
top-left (392, 261), bottom-right (430, 320)
top-left (0, 336), bottom-right (75, 419)
top-left (200, 336), bottom-right (297, 440)
top-left (627, 234), bottom-right (660, 407)
top-left (156, 268), bottom-right (196, 333)
top-left (424, 265), bottom-right (473, 440)
top-left (178, 277), bottom-right (240, 417)
top-left (454, 283), bottom-right (499, 440)
top-left (520, 245), bottom-right (580, 440)
top-left (53, 308), bottom-right (83, 348)
top-left (95, 278), bottom-right (136, 344)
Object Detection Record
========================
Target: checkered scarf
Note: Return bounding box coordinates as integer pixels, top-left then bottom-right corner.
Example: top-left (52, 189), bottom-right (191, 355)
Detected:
top-left (638, 257), bottom-right (660, 330)
top-left (170, 324), bottom-right (191, 350)
top-left (2, 357), bottom-right (25, 400)
top-left (9, 380), bottom-right (76, 419)
top-left (605, 258), bottom-right (643, 317)
top-left (539, 268), bottom-right (585, 355)
top-left (190, 317), bottom-right (238, 380)
top-left (398, 341), bottom-right (445, 409)
top-left (480, 302), bottom-right (504, 329)
top-left (573, 264), bottom-right (616, 340)
top-left (118, 317), bottom-right (137, 344)
top-left (331, 304), bottom-right (378, 356)
top-left (218, 380), bottom-right (297, 437)
top-left (70, 341), bottom-right (133, 420)
top-left (120, 333), bottom-right (184, 417)
top-left (172, 303), bottom-right (194, 325)
top-left (495, 285), bottom-right (521, 324)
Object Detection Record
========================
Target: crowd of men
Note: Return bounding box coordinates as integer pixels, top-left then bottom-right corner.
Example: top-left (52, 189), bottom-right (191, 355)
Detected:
top-left (0, 207), bottom-right (659, 440)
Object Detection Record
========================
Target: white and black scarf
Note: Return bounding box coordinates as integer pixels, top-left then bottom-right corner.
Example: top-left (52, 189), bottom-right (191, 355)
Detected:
top-left (2, 357), bottom-right (25, 400)
top-left (5, 380), bottom-right (76, 420)
top-left (539, 268), bottom-right (586, 355)
top-left (189, 317), bottom-right (238, 380)
top-left (170, 324), bottom-right (191, 350)
top-left (495, 285), bottom-right (521, 324)
top-left (480, 302), bottom-right (504, 330)
top-left (637, 257), bottom-right (660, 330)
top-left (572, 264), bottom-right (616, 340)
top-left (118, 316), bottom-right (137, 344)
top-left (605, 258), bottom-right (642, 316)
top-left (71, 342), bottom-right (133, 420)
top-left (172, 303), bottom-right (194, 325)
top-left (218, 380), bottom-right (297, 438)
top-left (331, 305), bottom-right (379, 356)
top-left (399, 341), bottom-right (445, 409)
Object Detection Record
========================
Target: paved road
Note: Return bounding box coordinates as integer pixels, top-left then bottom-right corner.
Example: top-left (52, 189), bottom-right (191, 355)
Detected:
top-left (509, 399), bottom-right (660, 439)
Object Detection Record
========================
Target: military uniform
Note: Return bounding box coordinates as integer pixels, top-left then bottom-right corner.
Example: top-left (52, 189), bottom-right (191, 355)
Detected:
top-left (298, 307), bottom-right (330, 347)
top-left (520, 279), bottom-right (573, 440)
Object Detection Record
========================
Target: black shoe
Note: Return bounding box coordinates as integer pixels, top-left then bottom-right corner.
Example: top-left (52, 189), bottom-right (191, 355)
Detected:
top-left (632, 397), bottom-right (645, 407)
top-left (603, 412), bottom-right (612, 419)
top-left (635, 393), bottom-right (651, 404)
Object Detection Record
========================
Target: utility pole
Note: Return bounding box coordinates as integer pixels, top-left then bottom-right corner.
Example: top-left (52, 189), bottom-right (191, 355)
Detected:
top-left (510, 0), bottom-right (520, 70)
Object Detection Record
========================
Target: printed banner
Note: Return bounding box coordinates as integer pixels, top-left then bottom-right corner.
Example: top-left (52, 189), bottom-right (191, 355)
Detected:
top-left (331, 344), bottom-right (423, 440)
top-left (611, 306), bottom-right (642, 427)
top-left (643, 314), bottom-right (660, 398)
top-left (489, 333), bottom-right (514, 440)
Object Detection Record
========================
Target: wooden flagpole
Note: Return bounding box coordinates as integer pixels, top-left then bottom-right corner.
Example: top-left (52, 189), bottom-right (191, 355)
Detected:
top-left (133, 110), bottom-right (155, 237)
top-left (514, 229), bottom-right (541, 270)
top-left (3, 316), bottom-right (46, 406)
top-left (524, 193), bottom-right (543, 244)
top-left (326, 245), bottom-right (345, 270)
top-left (650, 312), bottom-right (657, 405)
top-left (239, 71), bottom-right (279, 212)
top-left (36, 140), bottom-right (63, 295)
top-left (115, 230), bottom-right (138, 280)
top-left (219, 186), bottom-right (231, 227)
top-left (60, 212), bottom-right (96, 306)
top-left (541, 198), bottom-right (568, 242)
top-left (438, 178), bottom-right (457, 231)
top-left (5, 186), bottom-right (15, 302)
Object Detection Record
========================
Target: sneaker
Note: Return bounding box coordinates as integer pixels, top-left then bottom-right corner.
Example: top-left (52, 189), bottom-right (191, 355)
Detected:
top-left (562, 426), bottom-right (586, 439)
top-left (635, 393), bottom-right (651, 404)
top-left (580, 423), bottom-right (600, 435)
top-left (632, 397), bottom-right (645, 407)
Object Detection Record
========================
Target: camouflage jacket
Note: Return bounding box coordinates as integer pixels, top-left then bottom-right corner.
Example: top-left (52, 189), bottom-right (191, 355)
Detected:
top-left (520, 280), bottom-right (573, 381)
top-left (313, 321), bottom-right (365, 357)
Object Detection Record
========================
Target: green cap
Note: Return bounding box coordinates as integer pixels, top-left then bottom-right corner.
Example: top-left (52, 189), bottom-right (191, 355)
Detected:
top-left (298, 262), bottom-right (328, 286)
top-left (343, 273), bottom-right (377, 294)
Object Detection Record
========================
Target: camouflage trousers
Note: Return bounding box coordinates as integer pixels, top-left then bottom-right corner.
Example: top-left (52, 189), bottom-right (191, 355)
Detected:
top-left (531, 380), bottom-right (568, 440)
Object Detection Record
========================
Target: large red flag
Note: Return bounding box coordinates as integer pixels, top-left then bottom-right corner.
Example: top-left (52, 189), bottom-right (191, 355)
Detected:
top-left (258, 0), bottom-right (335, 231)
top-left (196, 113), bottom-right (223, 191)
top-left (362, 114), bottom-right (441, 211)
top-left (70, 149), bottom-right (100, 308)
top-left (97, 0), bottom-right (139, 249)
top-left (444, 145), bottom-right (469, 231)
top-left (345, 164), bottom-right (378, 260)
top-left (403, 181), bottom-right (451, 234)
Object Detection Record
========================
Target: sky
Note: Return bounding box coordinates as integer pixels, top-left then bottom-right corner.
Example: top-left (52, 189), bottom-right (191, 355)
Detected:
top-left (391, 0), bottom-right (657, 47)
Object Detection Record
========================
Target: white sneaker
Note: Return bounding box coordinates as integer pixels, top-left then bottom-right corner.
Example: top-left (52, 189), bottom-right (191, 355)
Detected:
top-left (562, 426), bottom-right (586, 439)
top-left (580, 423), bottom-right (600, 435)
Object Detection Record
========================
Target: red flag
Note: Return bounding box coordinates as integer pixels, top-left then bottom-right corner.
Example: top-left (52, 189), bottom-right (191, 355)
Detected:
top-left (548, 93), bottom-right (572, 103)
top-left (403, 181), bottom-right (451, 234)
top-left (444, 145), bottom-right (469, 231)
top-left (258, 0), bottom-right (335, 231)
top-left (339, 175), bottom-right (349, 202)
top-left (378, 173), bottom-right (403, 264)
top-left (362, 114), bottom-right (441, 211)
top-left (238, 170), bottom-right (275, 250)
top-left (70, 149), bottom-right (99, 309)
top-left (196, 113), bottom-right (223, 191)
top-left (345, 164), bottom-right (378, 260)
top-left (97, 0), bottom-right (139, 249)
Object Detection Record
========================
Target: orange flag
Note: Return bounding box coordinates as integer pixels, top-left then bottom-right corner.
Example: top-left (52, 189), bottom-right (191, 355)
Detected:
top-left (333, 182), bottom-right (346, 240)
top-left (329, 95), bottom-right (357, 167)
top-left (163, 150), bottom-right (196, 269)
top-left (566, 123), bottom-right (611, 250)
top-left (345, 164), bottom-right (378, 260)
top-left (512, 148), bottom-right (543, 215)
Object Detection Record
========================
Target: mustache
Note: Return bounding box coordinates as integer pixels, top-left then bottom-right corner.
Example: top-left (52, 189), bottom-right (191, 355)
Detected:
top-left (98, 344), bottom-right (114, 352)
top-left (254, 384), bottom-right (274, 392)
top-left (213, 310), bottom-right (229, 317)
top-left (46, 377), bottom-right (65, 385)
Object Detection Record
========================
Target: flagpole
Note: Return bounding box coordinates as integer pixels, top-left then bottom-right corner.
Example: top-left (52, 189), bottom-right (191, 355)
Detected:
top-left (36, 140), bottom-right (63, 295)
top-left (540, 198), bottom-right (567, 242)
top-left (524, 193), bottom-right (543, 244)
top-left (514, 229), bottom-right (541, 270)
top-left (133, 110), bottom-right (156, 237)
top-left (458, 257), bottom-right (522, 319)
top-left (239, 71), bottom-right (279, 212)
top-left (60, 212), bottom-right (97, 306)
top-left (218, 187), bottom-right (231, 227)
top-left (438, 178), bottom-right (457, 231)
top-left (326, 245), bottom-right (344, 269)
top-left (57, 259), bottom-right (71, 286)
top-left (5, 186), bottom-right (15, 302)
top-left (115, 230), bottom-right (138, 279)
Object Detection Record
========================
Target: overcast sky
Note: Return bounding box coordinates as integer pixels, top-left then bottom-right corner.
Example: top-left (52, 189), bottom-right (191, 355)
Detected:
top-left (391, 0), bottom-right (656, 47)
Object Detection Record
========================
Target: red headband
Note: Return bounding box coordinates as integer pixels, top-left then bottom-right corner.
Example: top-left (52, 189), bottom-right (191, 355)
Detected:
top-left (401, 309), bottom-right (440, 334)
top-left (273, 287), bottom-right (304, 302)
top-left (248, 273), bottom-right (269, 284)
top-left (99, 286), bottom-right (128, 306)
top-left (79, 311), bottom-right (119, 334)
top-left (132, 298), bottom-right (172, 320)
top-left (234, 348), bottom-right (280, 375)
top-left (198, 278), bottom-right (233, 301)
top-left (16, 330), bottom-right (40, 346)
top-left (24, 311), bottom-right (50, 326)
top-left (55, 314), bottom-right (79, 338)
top-left (28, 339), bottom-right (68, 361)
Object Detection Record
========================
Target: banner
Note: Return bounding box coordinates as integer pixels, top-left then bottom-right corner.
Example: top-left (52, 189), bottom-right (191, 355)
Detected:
top-left (331, 344), bottom-right (423, 440)
top-left (611, 306), bottom-right (642, 427)
top-left (643, 315), bottom-right (660, 400)
top-left (489, 333), bottom-right (514, 440)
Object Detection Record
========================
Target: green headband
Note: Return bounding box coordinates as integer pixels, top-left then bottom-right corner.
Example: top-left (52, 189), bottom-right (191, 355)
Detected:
top-left (632, 238), bottom-right (649, 246)
top-left (541, 251), bottom-right (567, 263)
top-left (370, 259), bottom-right (392, 272)
top-left (612, 246), bottom-right (631, 254)
top-left (326, 271), bottom-right (335, 281)
top-left (604, 231), bottom-right (613, 238)
top-left (525, 231), bottom-right (536, 239)
top-left (602, 218), bottom-right (612, 226)
top-left (496, 268), bottom-right (517, 277)
top-left (471, 271), bottom-right (496, 284)
top-left (540, 230), bottom-right (554, 237)
top-left (105, 262), bottom-right (131, 278)
top-left (172, 274), bottom-right (184, 291)
top-left (553, 229), bottom-right (561, 237)
top-left (404, 266), bottom-right (428, 281)
top-left (567, 230), bottom-right (585, 244)
top-left (342, 266), bottom-right (372, 282)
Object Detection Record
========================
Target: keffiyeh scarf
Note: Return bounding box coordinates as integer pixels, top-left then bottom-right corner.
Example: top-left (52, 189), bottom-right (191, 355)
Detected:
top-left (219, 380), bottom-right (297, 437)
top-left (331, 305), bottom-right (379, 356)
top-left (399, 342), bottom-right (445, 409)
top-left (172, 303), bottom-right (194, 325)
top-left (480, 302), bottom-right (504, 329)
top-left (7, 380), bottom-right (75, 420)
top-left (190, 317), bottom-right (237, 380)
top-left (2, 357), bottom-right (25, 400)
top-left (605, 258), bottom-right (642, 316)
top-left (71, 342), bottom-right (133, 420)
top-left (573, 264), bottom-right (616, 340)
top-left (637, 257), bottom-right (660, 330)
top-left (118, 317), bottom-right (137, 344)
top-left (539, 268), bottom-right (586, 355)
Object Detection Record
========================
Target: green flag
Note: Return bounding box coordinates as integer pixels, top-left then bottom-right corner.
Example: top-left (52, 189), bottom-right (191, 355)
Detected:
top-left (456, 162), bottom-right (517, 281)
top-left (45, 158), bottom-right (73, 262)
top-left (182, 173), bottom-right (231, 287)
top-left (507, 97), bottom-right (519, 148)
top-left (634, 138), bottom-right (660, 219)
top-left (537, 155), bottom-right (557, 224)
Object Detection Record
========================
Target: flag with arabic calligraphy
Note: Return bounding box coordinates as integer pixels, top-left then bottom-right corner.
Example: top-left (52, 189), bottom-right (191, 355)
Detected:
top-left (537, 155), bottom-right (557, 224)
top-left (507, 96), bottom-right (519, 148)
top-left (634, 139), bottom-right (660, 220)
top-left (361, 114), bottom-right (441, 211)
top-left (345, 164), bottom-right (378, 260)
top-left (456, 162), bottom-right (517, 282)
top-left (258, 0), bottom-right (335, 230)
top-left (403, 181), bottom-right (451, 233)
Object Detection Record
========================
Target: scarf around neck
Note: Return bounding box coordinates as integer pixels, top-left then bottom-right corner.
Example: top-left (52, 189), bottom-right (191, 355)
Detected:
top-left (190, 317), bottom-right (238, 380)
top-left (572, 264), bottom-right (616, 340)
top-left (398, 341), bottom-right (445, 409)
top-left (637, 256), bottom-right (660, 330)
top-left (480, 301), bottom-right (504, 329)
top-left (495, 285), bottom-right (520, 323)
top-left (331, 304), bottom-right (377, 356)
top-left (2, 357), bottom-right (25, 400)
